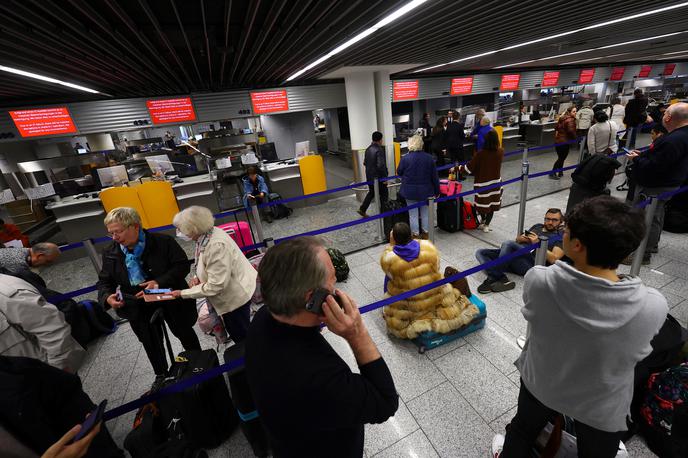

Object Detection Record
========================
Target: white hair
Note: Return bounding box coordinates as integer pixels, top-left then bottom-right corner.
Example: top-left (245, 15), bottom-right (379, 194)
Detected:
top-left (408, 134), bottom-right (424, 151)
top-left (104, 207), bottom-right (141, 228)
top-left (173, 206), bottom-right (215, 237)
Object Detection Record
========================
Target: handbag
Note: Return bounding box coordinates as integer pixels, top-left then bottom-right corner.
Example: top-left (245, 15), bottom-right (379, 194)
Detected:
top-left (600, 121), bottom-right (614, 155)
top-left (196, 298), bottom-right (229, 346)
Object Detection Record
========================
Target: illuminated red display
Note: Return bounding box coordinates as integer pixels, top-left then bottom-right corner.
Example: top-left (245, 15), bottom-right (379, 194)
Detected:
top-left (541, 71), bottom-right (560, 87)
top-left (9, 107), bottom-right (78, 138)
top-left (146, 97), bottom-right (196, 124)
top-left (663, 63), bottom-right (676, 76)
top-left (250, 90), bottom-right (289, 114)
top-left (450, 77), bottom-right (474, 95)
top-left (393, 81), bottom-right (419, 101)
top-left (638, 65), bottom-right (652, 78)
top-left (609, 67), bottom-right (626, 81)
top-left (500, 74), bottom-right (520, 91)
top-left (578, 68), bottom-right (595, 84)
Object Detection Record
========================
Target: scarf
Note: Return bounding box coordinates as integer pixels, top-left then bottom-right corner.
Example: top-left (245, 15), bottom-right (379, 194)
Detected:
top-left (121, 229), bottom-right (146, 286)
top-left (384, 240), bottom-right (421, 293)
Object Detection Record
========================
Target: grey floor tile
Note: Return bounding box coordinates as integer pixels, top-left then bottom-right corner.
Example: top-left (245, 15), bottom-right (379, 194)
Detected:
top-left (434, 345), bottom-right (519, 423)
top-left (670, 300), bottom-right (688, 328)
top-left (97, 323), bottom-right (142, 361)
top-left (662, 290), bottom-right (686, 308)
top-left (376, 340), bottom-right (447, 402)
top-left (364, 401), bottom-right (419, 456)
top-left (338, 274), bottom-right (377, 308)
top-left (489, 405), bottom-right (518, 434)
top-left (346, 250), bottom-right (376, 268)
top-left (407, 382), bottom-right (494, 458)
top-left (78, 336), bottom-right (105, 379)
top-left (108, 407), bottom-right (135, 449)
top-left (82, 349), bottom-right (138, 403)
top-left (624, 435), bottom-right (656, 458)
top-left (479, 293), bottom-right (527, 339)
top-left (508, 370), bottom-right (521, 388)
top-left (653, 259), bottom-right (688, 280)
top-left (425, 336), bottom-right (468, 362)
top-left (662, 278), bottom-right (688, 299)
top-left (352, 261), bottom-right (386, 292)
top-left (373, 429), bottom-right (439, 458)
top-left (225, 427), bottom-right (257, 457)
top-left (464, 319), bottom-right (520, 375)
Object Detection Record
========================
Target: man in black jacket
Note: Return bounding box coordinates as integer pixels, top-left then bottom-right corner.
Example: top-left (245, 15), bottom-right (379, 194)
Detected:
top-left (625, 102), bottom-right (688, 264)
top-left (623, 89), bottom-right (648, 148)
top-left (445, 109), bottom-right (466, 164)
top-left (96, 207), bottom-right (200, 377)
top-left (358, 131), bottom-right (388, 217)
top-left (246, 237), bottom-right (398, 458)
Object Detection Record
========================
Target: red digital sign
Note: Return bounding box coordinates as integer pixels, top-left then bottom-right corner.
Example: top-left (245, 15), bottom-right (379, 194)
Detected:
top-left (9, 107), bottom-right (78, 138)
top-left (500, 74), bottom-right (520, 91)
top-left (578, 68), bottom-right (595, 84)
top-left (146, 97), bottom-right (196, 124)
top-left (393, 81), bottom-right (419, 101)
top-left (663, 63), bottom-right (676, 76)
top-left (609, 67), bottom-right (626, 81)
top-left (450, 77), bottom-right (474, 95)
top-left (638, 65), bottom-right (652, 78)
top-left (250, 90), bottom-right (289, 114)
top-left (541, 71), bottom-right (560, 87)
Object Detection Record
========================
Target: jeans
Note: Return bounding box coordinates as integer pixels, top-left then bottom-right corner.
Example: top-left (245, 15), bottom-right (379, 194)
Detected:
top-left (360, 180), bottom-right (389, 213)
top-left (633, 185), bottom-right (679, 257)
top-left (222, 300), bottom-right (251, 343)
top-left (406, 199), bottom-right (429, 234)
top-left (475, 240), bottom-right (534, 281)
top-left (501, 381), bottom-right (624, 458)
top-left (552, 144), bottom-right (570, 172)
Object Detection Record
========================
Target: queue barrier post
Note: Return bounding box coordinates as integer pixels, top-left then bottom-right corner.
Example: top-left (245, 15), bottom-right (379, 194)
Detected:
top-left (630, 197), bottom-right (658, 277)
top-left (427, 197), bottom-right (436, 244)
top-left (517, 145), bottom-right (530, 235)
top-left (264, 237), bottom-right (275, 249)
top-left (578, 135), bottom-right (588, 164)
top-left (374, 178), bottom-right (384, 241)
top-left (534, 236), bottom-right (549, 267)
top-left (628, 126), bottom-right (637, 150)
top-left (83, 238), bottom-right (102, 274)
top-left (250, 201), bottom-right (265, 246)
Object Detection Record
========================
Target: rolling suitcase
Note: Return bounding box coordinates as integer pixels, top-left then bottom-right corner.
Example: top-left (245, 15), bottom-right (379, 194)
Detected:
top-left (437, 197), bottom-right (461, 233)
top-left (224, 342), bottom-right (271, 457)
top-left (217, 221), bottom-right (254, 248)
top-left (152, 309), bottom-right (239, 449)
top-left (382, 198), bottom-right (410, 241)
top-left (413, 295), bottom-right (486, 354)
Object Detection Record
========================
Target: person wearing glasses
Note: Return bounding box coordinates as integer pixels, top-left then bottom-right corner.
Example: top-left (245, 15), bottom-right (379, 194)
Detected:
top-left (474, 209), bottom-right (565, 294)
top-left (96, 207), bottom-right (200, 380)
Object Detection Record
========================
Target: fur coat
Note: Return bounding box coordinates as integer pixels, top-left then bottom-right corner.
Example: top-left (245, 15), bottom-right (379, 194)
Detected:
top-left (380, 240), bottom-right (479, 339)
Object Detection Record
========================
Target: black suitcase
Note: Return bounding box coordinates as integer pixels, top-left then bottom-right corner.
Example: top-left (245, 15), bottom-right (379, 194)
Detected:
top-left (437, 196), bottom-right (462, 233)
top-left (224, 343), bottom-right (270, 457)
top-left (382, 198), bottom-right (410, 241)
top-left (153, 309), bottom-right (239, 449)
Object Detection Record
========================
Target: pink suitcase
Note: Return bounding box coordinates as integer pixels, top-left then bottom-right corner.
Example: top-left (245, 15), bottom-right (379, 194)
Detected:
top-left (217, 221), bottom-right (254, 248)
top-left (439, 180), bottom-right (462, 196)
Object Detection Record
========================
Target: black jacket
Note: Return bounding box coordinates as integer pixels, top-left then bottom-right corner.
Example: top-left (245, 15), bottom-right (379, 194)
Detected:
top-left (430, 127), bottom-right (447, 156)
top-left (445, 120), bottom-right (465, 151)
top-left (623, 96), bottom-right (648, 127)
top-left (363, 142), bottom-right (387, 180)
top-left (96, 230), bottom-right (195, 320)
top-left (633, 125), bottom-right (688, 188)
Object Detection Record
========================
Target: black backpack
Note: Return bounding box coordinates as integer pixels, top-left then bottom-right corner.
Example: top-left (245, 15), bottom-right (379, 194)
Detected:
top-left (571, 153), bottom-right (621, 192)
top-left (55, 299), bottom-right (117, 347)
top-left (268, 193), bottom-right (293, 219)
top-left (326, 248), bottom-right (349, 282)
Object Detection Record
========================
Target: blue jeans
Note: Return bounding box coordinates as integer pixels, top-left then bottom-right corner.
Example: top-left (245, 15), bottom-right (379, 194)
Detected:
top-left (475, 240), bottom-right (535, 282)
top-left (406, 199), bottom-right (429, 234)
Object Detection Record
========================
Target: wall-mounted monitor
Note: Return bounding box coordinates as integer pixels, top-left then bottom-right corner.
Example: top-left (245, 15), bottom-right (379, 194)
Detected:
top-left (146, 97), bottom-right (197, 124)
top-left (97, 165), bottom-right (128, 188)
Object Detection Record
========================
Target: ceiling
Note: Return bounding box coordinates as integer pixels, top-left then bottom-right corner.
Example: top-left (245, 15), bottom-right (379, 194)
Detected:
top-left (1, 0), bottom-right (687, 106)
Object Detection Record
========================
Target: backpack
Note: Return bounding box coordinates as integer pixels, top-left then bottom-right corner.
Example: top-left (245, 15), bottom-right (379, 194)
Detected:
top-left (461, 200), bottom-right (478, 230)
top-left (639, 361), bottom-right (688, 458)
top-left (326, 248), bottom-right (349, 282)
top-left (56, 299), bottom-right (117, 347)
top-left (571, 154), bottom-right (621, 193)
top-left (268, 193), bottom-right (293, 219)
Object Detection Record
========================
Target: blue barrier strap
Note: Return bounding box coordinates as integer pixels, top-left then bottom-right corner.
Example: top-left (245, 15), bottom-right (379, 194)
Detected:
top-left (46, 285), bottom-right (98, 303)
top-left (241, 241), bottom-right (266, 252)
top-left (258, 180), bottom-right (373, 208)
top-left (658, 185), bottom-right (688, 201)
top-left (59, 241), bottom-right (85, 252)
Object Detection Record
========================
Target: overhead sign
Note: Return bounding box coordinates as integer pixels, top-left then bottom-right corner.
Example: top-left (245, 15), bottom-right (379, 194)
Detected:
top-left (9, 107), bottom-right (78, 138)
top-left (541, 71), bottom-right (560, 87)
top-left (393, 81), bottom-right (419, 101)
top-left (146, 97), bottom-right (196, 124)
top-left (450, 77), bottom-right (474, 95)
top-left (663, 63), bottom-right (676, 76)
top-left (250, 90), bottom-right (289, 114)
top-left (500, 74), bottom-right (520, 91)
top-left (609, 67), bottom-right (626, 81)
top-left (578, 68), bottom-right (595, 84)
top-left (638, 65), bottom-right (652, 78)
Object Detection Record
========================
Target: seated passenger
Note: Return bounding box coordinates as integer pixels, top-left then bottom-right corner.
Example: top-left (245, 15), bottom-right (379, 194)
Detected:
top-left (381, 222), bottom-right (479, 339)
top-left (475, 208), bottom-right (565, 294)
top-left (492, 196), bottom-right (668, 458)
top-left (242, 166), bottom-right (272, 223)
top-left (246, 237), bottom-right (398, 458)
top-left (0, 273), bottom-right (85, 372)
top-left (0, 217), bottom-right (29, 247)
top-left (0, 242), bottom-right (60, 273)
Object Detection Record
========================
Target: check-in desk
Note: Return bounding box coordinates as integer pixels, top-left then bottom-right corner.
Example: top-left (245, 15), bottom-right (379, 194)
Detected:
top-left (172, 173), bottom-right (219, 213)
top-left (261, 162), bottom-right (307, 208)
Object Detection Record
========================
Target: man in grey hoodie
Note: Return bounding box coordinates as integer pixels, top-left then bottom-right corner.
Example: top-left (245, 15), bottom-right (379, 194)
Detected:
top-left (492, 196), bottom-right (668, 458)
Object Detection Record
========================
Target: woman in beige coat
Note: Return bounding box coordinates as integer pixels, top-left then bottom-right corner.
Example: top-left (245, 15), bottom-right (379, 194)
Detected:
top-left (171, 206), bottom-right (257, 343)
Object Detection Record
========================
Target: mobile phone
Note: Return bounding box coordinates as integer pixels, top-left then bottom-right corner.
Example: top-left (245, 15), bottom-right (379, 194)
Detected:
top-left (144, 288), bottom-right (172, 294)
top-left (71, 400), bottom-right (107, 443)
top-left (524, 230), bottom-right (534, 236)
top-left (305, 288), bottom-right (343, 315)
top-left (115, 286), bottom-right (123, 302)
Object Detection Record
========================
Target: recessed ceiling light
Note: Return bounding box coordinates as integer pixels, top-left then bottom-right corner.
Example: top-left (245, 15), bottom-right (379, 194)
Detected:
top-left (0, 65), bottom-right (103, 94)
top-left (285, 0), bottom-right (428, 82)
top-left (413, 2), bottom-right (688, 73)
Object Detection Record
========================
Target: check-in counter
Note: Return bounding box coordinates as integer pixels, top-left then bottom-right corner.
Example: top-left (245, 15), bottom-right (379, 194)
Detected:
top-left (171, 173), bottom-right (219, 213)
top-left (261, 162), bottom-right (306, 208)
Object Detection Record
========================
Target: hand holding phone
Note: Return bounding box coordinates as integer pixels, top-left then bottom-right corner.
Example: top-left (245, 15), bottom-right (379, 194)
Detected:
top-left (305, 288), bottom-right (343, 315)
top-left (70, 400), bottom-right (106, 444)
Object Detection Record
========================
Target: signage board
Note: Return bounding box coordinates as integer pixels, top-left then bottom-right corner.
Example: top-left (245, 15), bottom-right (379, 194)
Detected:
top-left (609, 67), bottom-right (626, 81)
top-left (250, 90), bottom-right (289, 114)
top-left (500, 74), bottom-right (520, 91)
top-left (541, 71), bottom-right (560, 87)
top-left (393, 80), bottom-right (419, 101)
top-left (638, 65), bottom-right (652, 78)
top-left (9, 107), bottom-right (78, 138)
top-left (146, 97), bottom-right (196, 124)
top-left (578, 68), bottom-right (595, 84)
top-left (663, 63), bottom-right (676, 76)
top-left (450, 77), bottom-right (474, 95)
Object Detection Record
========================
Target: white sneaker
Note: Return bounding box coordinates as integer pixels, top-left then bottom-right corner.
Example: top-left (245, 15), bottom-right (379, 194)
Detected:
top-left (491, 434), bottom-right (505, 457)
top-left (482, 225), bottom-right (492, 233)
top-left (477, 223), bottom-right (486, 231)
top-left (517, 335), bottom-right (526, 349)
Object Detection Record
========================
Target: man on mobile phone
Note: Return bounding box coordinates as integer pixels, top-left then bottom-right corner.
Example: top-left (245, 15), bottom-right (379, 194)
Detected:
top-left (246, 237), bottom-right (398, 458)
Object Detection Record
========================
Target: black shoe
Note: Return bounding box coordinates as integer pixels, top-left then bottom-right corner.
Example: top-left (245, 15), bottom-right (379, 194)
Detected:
top-left (548, 174), bottom-right (560, 180)
top-left (357, 209), bottom-right (368, 218)
top-left (650, 247), bottom-right (658, 254)
top-left (478, 279), bottom-right (494, 294)
top-left (266, 214), bottom-right (273, 224)
top-left (490, 277), bottom-right (516, 292)
top-left (151, 374), bottom-right (166, 391)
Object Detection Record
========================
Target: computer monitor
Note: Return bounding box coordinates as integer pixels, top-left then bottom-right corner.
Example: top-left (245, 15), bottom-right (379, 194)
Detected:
top-left (194, 134), bottom-right (203, 141)
top-left (145, 154), bottom-right (175, 175)
top-left (295, 141), bottom-right (310, 158)
top-left (97, 165), bottom-right (129, 188)
top-left (76, 148), bottom-right (88, 155)
top-left (259, 142), bottom-right (278, 162)
top-left (242, 128), bottom-right (252, 134)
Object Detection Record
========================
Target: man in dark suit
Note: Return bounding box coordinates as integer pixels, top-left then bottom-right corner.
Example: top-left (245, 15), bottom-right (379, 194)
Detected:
top-left (445, 110), bottom-right (466, 164)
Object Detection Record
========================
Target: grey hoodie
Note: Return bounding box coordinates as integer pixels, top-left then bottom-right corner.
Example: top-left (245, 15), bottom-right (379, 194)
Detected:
top-left (516, 261), bottom-right (667, 432)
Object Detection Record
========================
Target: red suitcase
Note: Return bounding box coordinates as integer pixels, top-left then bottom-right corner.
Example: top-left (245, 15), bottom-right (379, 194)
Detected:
top-left (217, 221), bottom-right (254, 248)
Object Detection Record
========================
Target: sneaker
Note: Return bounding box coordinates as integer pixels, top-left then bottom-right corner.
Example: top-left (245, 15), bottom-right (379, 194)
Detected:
top-left (477, 223), bottom-right (486, 231)
top-left (357, 209), bottom-right (368, 218)
top-left (482, 224), bottom-right (491, 233)
top-left (491, 434), bottom-right (505, 458)
top-left (516, 335), bottom-right (526, 349)
top-left (548, 174), bottom-right (560, 180)
top-left (478, 279), bottom-right (494, 294)
top-left (490, 277), bottom-right (516, 292)
top-left (650, 247), bottom-right (658, 254)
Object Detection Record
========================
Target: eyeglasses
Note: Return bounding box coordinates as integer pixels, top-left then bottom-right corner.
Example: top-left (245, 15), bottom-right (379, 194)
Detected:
top-left (107, 226), bottom-right (131, 238)
top-left (544, 217), bottom-right (561, 222)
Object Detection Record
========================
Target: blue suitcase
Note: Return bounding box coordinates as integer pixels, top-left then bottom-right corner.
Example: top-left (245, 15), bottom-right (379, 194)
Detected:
top-left (413, 295), bottom-right (486, 354)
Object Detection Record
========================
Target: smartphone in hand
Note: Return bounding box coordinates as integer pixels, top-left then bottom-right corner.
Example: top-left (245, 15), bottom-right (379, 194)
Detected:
top-left (305, 288), bottom-right (343, 315)
top-left (70, 400), bottom-right (107, 443)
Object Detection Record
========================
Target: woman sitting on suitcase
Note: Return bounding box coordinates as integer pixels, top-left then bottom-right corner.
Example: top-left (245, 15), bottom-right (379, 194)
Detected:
top-left (380, 222), bottom-right (478, 339)
top-left (242, 166), bottom-right (272, 223)
top-left (170, 206), bottom-right (257, 345)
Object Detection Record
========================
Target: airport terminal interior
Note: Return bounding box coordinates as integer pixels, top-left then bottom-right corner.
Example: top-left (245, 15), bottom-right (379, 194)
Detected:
top-left (1, 0), bottom-right (688, 457)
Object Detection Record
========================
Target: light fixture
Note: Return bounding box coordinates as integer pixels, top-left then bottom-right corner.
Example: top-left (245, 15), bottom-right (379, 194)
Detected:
top-left (285, 0), bottom-right (428, 81)
top-left (413, 2), bottom-right (688, 73)
top-left (559, 52), bottom-right (631, 66)
top-left (0, 65), bottom-right (103, 94)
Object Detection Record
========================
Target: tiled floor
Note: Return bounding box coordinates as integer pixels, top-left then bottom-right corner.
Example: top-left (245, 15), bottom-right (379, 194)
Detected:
top-left (42, 133), bottom-right (680, 457)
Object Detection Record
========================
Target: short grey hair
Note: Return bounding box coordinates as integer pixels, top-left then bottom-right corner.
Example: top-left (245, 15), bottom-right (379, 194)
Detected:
top-left (173, 206), bottom-right (215, 238)
top-left (259, 237), bottom-right (328, 317)
top-left (480, 116), bottom-right (491, 126)
top-left (104, 207), bottom-right (141, 228)
top-left (32, 242), bottom-right (60, 257)
top-left (407, 134), bottom-right (424, 151)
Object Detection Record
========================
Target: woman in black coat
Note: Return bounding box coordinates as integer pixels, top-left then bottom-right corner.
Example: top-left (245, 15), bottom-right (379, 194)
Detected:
top-left (430, 116), bottom-right (448, 165)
